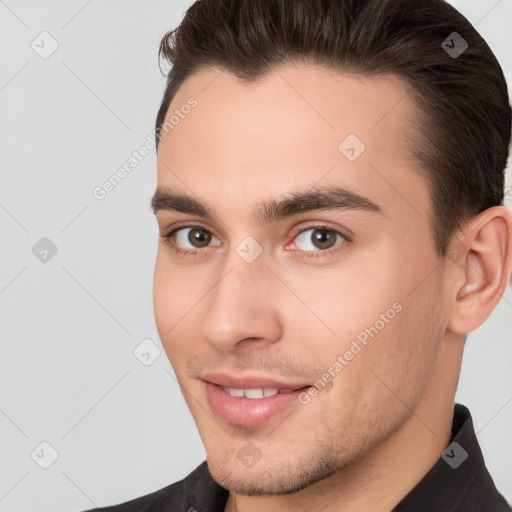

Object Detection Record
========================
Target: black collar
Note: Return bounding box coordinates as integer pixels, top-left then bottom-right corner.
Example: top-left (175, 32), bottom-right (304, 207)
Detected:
top-left (392, 403), bottom-right (510, 511)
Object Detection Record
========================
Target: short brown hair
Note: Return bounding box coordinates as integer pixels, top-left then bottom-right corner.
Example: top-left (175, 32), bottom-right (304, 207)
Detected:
top-left (155, 0), bottom-right (511, 256)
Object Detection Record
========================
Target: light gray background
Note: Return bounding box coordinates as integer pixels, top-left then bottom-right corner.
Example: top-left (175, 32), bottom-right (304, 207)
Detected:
top-left (0, 1), bottom-right (510, 510)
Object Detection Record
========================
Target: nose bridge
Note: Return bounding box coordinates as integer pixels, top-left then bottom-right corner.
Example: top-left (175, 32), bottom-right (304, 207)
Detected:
top-left (201, 248), bottom-right (283, 351)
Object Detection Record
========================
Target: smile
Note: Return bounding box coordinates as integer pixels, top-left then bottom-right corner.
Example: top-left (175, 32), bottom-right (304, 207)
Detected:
top-left (222, 387), bottom-right (298, 398)
top-left (204, 376), bottom-right (311, 427)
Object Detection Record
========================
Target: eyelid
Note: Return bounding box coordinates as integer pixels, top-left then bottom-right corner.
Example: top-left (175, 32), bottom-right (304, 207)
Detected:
top-left (159, 220), bottom-right (222, 241)
top-left (284, 222), bottom-right (351, 258)
top-left (287, 221), bottom-right (352, 244)
top-left (158, 222), bottom-right (222, 258)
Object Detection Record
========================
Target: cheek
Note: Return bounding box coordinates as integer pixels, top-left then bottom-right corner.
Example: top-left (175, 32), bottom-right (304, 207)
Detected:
top-left (153, 255), bottom-right (196, 361)
top-left (153, 253), bottom-right (200, 327)
top-left (283, 261), bottom-right (400, 354)
top-left (355, 280), bottom-right (444, 410)
top-left (300, 257), bottom-right (441, 407)
top-left (153, 256), bottom-right (173, 332)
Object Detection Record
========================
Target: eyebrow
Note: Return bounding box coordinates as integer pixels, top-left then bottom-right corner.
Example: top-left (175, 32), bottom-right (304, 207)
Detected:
top-left (150, 185), bottom-right (383, 224)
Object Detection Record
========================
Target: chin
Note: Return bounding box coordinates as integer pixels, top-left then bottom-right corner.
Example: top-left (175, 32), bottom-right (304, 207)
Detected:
top-left (207, 453), bottom-right (340, 496)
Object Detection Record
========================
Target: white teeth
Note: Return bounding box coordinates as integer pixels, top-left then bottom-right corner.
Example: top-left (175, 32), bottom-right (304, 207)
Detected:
top-left (223, 387), bottom-right (280, 398)
top-left (244, 388), bottom-right (265, 399)
top-left (226, 388), bottom-right (244, 398)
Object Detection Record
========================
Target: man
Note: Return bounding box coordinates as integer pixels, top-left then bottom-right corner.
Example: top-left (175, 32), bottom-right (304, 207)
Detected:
top-left (87, 0), bottom-right (512, 510)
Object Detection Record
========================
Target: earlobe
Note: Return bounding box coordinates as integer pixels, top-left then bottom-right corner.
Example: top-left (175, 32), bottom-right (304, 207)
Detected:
top-left (447, 206), bottom-right (512, 335)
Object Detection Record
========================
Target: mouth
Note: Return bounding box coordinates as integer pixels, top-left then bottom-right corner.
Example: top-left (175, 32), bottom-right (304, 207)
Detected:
top-left (221, 387), bottom-right (300, 398)
top-left (202, 373), bottom-right (311, 428)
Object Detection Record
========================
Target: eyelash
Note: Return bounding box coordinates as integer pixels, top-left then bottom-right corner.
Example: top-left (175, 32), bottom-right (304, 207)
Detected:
top-left (159, 223), bottom-right (350, 259)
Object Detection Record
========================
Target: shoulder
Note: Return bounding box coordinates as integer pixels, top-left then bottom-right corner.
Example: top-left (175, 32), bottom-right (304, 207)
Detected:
top-left (82, 460), bottom-right (227, 512)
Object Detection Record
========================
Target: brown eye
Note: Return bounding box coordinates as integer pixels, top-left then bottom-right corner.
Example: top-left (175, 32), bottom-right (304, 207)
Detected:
top-left (311, 229), bottom-right (337, 249)
top-left (293, 227), bottom-right (346, 252)
top-left (188, 227), bottom-right (212, 247)
top-left (172, 226), bottom-right (221, 250)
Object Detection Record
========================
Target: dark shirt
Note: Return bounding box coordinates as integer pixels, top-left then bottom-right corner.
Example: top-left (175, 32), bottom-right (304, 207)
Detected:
top-left (85, 404), bottom-right (511, 511)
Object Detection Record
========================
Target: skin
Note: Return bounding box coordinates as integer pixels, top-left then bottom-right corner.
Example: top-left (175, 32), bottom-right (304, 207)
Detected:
top-left (152, 64), bottom-right (512, 512)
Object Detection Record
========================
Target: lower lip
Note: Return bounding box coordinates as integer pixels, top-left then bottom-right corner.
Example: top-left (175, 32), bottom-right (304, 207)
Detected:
top-left (205, 382), bottom-right (308, 428)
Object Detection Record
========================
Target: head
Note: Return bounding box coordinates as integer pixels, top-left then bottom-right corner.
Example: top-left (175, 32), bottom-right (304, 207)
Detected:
top-left (151, 0), bottom-right (512, 497)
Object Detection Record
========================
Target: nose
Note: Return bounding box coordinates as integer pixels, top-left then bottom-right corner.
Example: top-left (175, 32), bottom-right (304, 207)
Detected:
top-left (201, 256), bottom-right (284, 353)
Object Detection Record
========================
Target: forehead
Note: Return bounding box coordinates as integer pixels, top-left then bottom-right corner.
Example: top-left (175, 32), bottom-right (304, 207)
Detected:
top-left (160, 64), bottom-right (417, 148)
top-left (156, 63), bottom-right (429, 224)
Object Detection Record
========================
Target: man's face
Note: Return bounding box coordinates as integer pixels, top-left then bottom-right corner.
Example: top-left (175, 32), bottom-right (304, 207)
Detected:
top-left (153, 64), bottom-right (450, 494)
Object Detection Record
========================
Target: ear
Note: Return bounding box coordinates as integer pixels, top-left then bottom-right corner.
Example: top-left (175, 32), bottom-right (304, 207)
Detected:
top-left (446, 206), bottom-right (512, 335)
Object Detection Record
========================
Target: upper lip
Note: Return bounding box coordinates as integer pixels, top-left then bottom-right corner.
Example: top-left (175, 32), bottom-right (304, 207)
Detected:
top-left (202, 372), bottom-right (311, 390)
